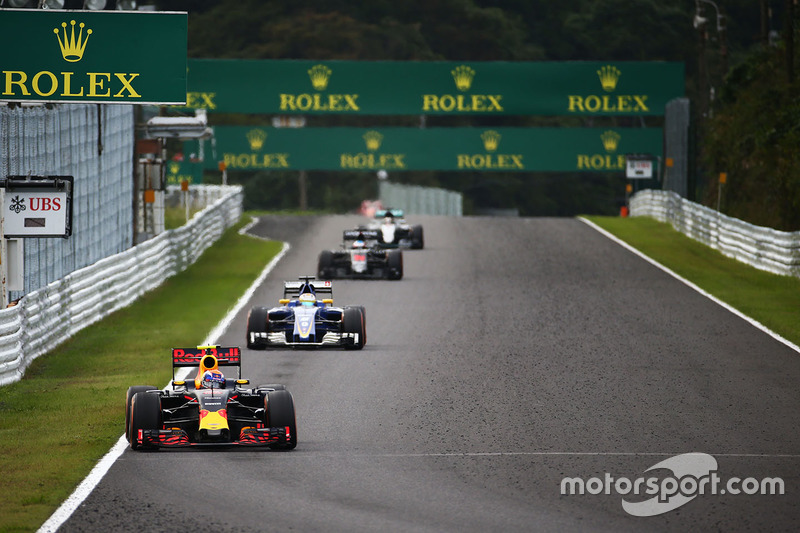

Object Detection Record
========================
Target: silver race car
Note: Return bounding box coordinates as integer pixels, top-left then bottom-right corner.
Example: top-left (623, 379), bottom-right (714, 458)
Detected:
top-left (365, 208), bottom-right (424, 249)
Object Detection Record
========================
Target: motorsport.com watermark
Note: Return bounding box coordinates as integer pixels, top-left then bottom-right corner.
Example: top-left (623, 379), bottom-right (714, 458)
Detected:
top-left (561, 453), bottom-right (784, 516)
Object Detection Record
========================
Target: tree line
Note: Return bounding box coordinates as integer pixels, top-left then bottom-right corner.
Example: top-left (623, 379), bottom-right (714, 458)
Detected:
top-left (156, 0), bottom-right (799, 228)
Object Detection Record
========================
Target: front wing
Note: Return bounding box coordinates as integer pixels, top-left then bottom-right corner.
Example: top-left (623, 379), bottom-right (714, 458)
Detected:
top-left (135, 425), bottom-right (292, 448)
top-left (249, 331), bottom-right (360, 348)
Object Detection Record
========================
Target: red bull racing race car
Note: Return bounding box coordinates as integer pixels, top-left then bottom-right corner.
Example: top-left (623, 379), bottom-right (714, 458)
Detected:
top-left (125, 345), bottom-right (297, 450)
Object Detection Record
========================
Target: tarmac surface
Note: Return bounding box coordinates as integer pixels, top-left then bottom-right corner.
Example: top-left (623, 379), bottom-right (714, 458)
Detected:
top-left (59, 214), bottom-right (800, 532)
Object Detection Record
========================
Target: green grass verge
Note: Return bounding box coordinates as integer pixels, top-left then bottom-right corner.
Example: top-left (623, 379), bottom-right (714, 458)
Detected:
top-left (164, 205), bottom-right (204, 230)
top-left (0, 216), bottom-right (282, 533)
top-left (585, 216), bottom-right (800, 346)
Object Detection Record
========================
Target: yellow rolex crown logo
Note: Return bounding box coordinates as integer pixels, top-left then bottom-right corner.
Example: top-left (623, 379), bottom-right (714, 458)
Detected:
top-left (601, 130), bottom-right (621, 152)
top-left (308, 64), bottom-right (332, 91)
top-left (597, 65), bottom-right (621, 92)
top-left (54, 20), bottom-right (92, 63)
top-left (451, 65), bottom-right (476, 92)
top-left (168, 161), bottom-right (180, 174)
top-left (246, 129), bottom-right (267, 151)
top-left (481, 130), bottom-right (501, 152)
top-left (363, 131), bottom-right (383, 151)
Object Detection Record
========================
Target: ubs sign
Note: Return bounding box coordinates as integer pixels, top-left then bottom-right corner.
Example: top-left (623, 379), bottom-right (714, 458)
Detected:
top-left (2, 176), bottom-right (73, 238)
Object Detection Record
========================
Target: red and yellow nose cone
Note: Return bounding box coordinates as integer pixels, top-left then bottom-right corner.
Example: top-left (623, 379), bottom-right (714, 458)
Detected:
top-left (199, 409), bottom-right (228, 430)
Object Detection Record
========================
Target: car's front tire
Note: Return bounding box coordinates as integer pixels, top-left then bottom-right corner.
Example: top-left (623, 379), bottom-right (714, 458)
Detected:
top-left (411, 225), bottom-right (424, 249)
top-left (318, 250), bottom-right (334, 279)
top-left (265, 389), bottom-right (297, 450)
top-left (125, 386), bottom-right (157, 443)
top-left (129, 391), bottom-right (162, 451)
top-left (246, 306), bottom-right (269, 349)
top-left (342, 306), bottom-right (366, 350)
top-left (387, 250), bottom-right (403, 280)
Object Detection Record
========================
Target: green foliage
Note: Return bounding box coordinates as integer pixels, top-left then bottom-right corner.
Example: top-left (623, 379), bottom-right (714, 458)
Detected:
top-left (157, 0), bottom-right (799, 225)
top-left (230, 170), bottom-right (378, 212)
top-left (563, 0), bottom-right (693, 61)
top-left (701, 44), bottom-right (800, 230)
top-left (181, 0), bottom-right (543, 61)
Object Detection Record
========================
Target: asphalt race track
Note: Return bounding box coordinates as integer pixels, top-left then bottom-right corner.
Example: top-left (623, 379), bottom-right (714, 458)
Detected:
top-left (59, 215), bottom-right (800, 532)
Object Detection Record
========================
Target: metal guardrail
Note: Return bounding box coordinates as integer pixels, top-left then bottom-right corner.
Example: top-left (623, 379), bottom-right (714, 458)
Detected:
top-left (630, 189), bottom-right (800, 277)
top-left (1, 104), bottom-right (135, 300)
top-left (378, 180), bottom-right (462, 216)
top-left (0, 185), bottom-right (243, 386)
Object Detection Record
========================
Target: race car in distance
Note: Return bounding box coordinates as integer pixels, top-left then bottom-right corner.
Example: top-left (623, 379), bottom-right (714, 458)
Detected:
top-left (125, 345), bottom-right (297, 450)
top-left (246, 276), bottom-right (366, 350)
top-left (318, 229), bottom-right (403, 280)
top-left (365, 208), bottom-right (424, 249)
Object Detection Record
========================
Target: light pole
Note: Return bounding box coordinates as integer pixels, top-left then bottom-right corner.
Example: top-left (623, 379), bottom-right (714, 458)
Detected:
top-left (694, 0), bottom-right (728, 118)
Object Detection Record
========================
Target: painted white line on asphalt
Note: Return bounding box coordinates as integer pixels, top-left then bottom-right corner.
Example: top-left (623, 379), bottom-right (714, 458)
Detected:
top-left (578, 217), bottom-right (800, 355)
top-left (202, 238), bottom-right (289, 347)
top-left (37, 221), bottom-right (288, 533)
top-left (37, 437), bottom-right (130, 533)
top-left (343, 452), bottom-right (800, 458)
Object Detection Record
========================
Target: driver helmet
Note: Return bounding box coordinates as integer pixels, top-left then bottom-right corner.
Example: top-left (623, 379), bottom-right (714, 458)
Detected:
top-left (352, 239), bottom-right (366, 249)
top-left (201, 369), bottom-right (225, 389)
top-left (298, 292), bottom-right (316, 307)
top-left (383, 216), bottom-right (393, 225)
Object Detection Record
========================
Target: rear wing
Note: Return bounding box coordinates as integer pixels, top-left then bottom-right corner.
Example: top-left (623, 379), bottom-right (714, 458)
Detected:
top-left (172, 346), bottom-right (241, 381)
top-left (375, 208), bottom-right (404, 219)
top-left (343, 229), bottom-right (379, 241)
top-left (283, 276), bottom-right (333, 299)
top-left (172, 346), bottom-right (241, 367)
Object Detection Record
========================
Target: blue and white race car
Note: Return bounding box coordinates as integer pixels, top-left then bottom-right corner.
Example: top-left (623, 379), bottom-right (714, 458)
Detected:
top-left (246, 276), bottom-right (366, 350)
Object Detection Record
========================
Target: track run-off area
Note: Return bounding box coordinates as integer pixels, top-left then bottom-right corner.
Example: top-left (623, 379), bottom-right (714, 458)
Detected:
top-left (53, 215), bottom-right (799, 532)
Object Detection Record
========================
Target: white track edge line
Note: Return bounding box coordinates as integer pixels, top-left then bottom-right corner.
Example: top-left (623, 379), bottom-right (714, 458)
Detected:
top-left (578, 217), bottom-right (800, 355)
top-left (37, 219), bottom-right (288, 533)
top-left (313, 451), bottom-right (800, 458)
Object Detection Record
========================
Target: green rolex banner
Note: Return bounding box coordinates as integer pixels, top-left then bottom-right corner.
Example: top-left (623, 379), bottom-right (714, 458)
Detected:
top-left (206, 127), bottom-right (662, 173)
top-left (180, 59), bottom-right (683, 116)
top-left (165, 160), bottom-right (203, 186)
top-left (0, 9), bottom-right (187, 105)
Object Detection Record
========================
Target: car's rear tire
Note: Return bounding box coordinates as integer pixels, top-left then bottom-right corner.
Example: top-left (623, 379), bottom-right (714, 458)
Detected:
top-left (257, 384), bottom-right (286, 391)
top-left (355, 305), bottom-right (366, 345)
top-left (130, 391), bottom-right (162, 451)
top-left (411, 225), bottom-right (424, 249)
top-left (246, 306), bottom-right (269, 349)
top-left (265, 390), bottom-right (297, 450)
top-left (387, 250), bottom-right (403, 280)
top-left (126, 386), bottom-right (157, 442)
top-left (342, 306), bottom-right (366, 350)
top-left (318, 250), bottom-right (334, 279)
